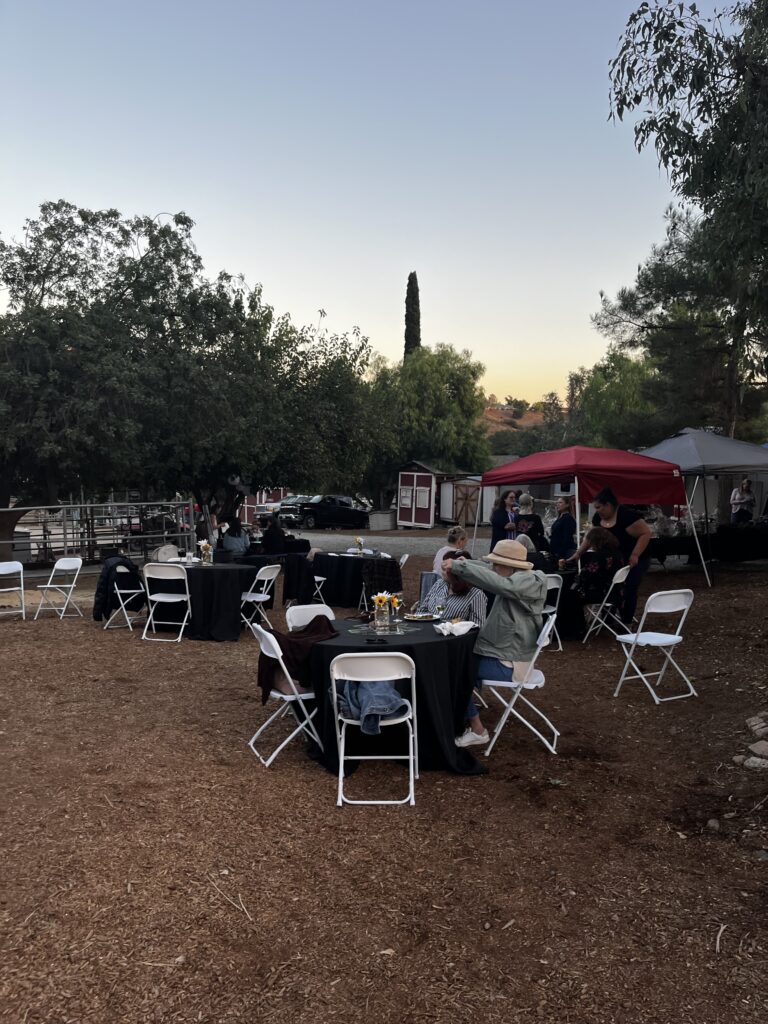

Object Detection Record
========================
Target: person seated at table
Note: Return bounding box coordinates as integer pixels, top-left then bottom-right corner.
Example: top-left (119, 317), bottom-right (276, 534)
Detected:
top-left (260, 515), bottom-right (286, 555)
top-left (514, 493), bottom-right (548, 550)
top-left (548, 496), bottom-right (577, 561)
top-left (418, 550), bottom-right (486, 626)
top-left (445, 539), bottom-right (547, 748)
top-left (221, 516), bottom-right (252, 556)
top-left (570, 527), bottom-right (624, 606)
top-left (432, 526), bottom-right (468, 573)
top-left (514, 532), bottom-right (548, 571)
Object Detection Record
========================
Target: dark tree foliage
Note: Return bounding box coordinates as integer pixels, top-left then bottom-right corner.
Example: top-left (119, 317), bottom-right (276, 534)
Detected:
top-left (404, 271), bottom-right (421, 357)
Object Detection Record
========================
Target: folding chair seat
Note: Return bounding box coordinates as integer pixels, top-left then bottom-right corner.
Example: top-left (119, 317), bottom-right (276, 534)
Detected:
top-left (34, 557), bottom-right (83, 620)
top-left (330, 652), bottom-right (418, 806)
top-left (614, 589), bottom-right (696, 704)
top-left (582, 564), bottom-right (632, 644)
top-left (104, 565), bottom-right (146, 631)
top-left (141, 563), bottom-right (190, 642)
top-left (285, 604), bottom-right (335, 631)
top-left (0, 561), bottom-right (26, 621)
top-left (482, 615), bottom-right (559, 756)
top-left (543, 573), bottom-right (564, 652)
top-left (241, 563), bottom-right (281, 630)
top-left (247, 622), bottom-right (323, 766)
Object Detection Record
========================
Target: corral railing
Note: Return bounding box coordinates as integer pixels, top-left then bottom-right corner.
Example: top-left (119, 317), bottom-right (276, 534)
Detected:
top-left (9, 501), bottom-right (195, 566)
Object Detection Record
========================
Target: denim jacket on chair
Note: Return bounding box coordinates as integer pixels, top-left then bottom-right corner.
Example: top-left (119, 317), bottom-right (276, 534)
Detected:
top-left (335, 680), bottom-right (408, 736)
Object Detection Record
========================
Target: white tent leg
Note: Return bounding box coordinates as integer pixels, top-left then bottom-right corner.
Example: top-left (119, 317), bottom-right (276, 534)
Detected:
top-left (470, 502), bottom-right (480, 556)
top-left (574, 476), bottom-right (581, 570)
top-left (687, 482), bottom-right (711, 587)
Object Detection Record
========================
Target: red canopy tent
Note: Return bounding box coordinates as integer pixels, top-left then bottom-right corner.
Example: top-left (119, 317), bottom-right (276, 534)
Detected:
top-left (479, 445), bottom-right (709, 585)
top-left (482, 445), bottom-right (686, 505)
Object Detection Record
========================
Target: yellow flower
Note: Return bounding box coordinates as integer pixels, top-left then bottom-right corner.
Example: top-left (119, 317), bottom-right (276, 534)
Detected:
top-left (372, 594), bottom-right (387, 608)
top-left (390, 595), bottom-right (400, 609)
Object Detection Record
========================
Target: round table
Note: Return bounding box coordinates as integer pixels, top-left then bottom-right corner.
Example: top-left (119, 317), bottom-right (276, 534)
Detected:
top-left (309, 619), bottom-right (487, 775)
top-left (184, 563), bottom-right (268, 641)
top-left (312, 553), bottom-right (402, 607)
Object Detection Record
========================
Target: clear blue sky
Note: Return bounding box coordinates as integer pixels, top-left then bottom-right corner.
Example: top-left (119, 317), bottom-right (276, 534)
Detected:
top-left (1, 0), bottom-right (701, 401)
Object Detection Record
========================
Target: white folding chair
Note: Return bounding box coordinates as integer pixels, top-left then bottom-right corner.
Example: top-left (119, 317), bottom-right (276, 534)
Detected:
top-left (399, 553), bottom-right (409, 570)
top-left (0, 561), bottom-right (26, 621)
top-left (151, 543), bottom-right (180, 562)
top-left (329, 652), bottom-right (418, 807)
top-left (543, 574), bottom-right (563, 652)
top-left (141, 563), bottom-right (190, 642)
top-left (312, 574), bottom-right (327, 602)
top-left (285, 604), bottom-right (336, 631)
top-left (419, 571), bottom-right (440, 604)
top-left (247, 622), bottom-right (323, 766)
top-left (241, 563), bottom-right (281, 630)
top-left (482, 616), bottom-right (559, 756)
top-left (34, 557), bottom-right (83, 620)
top-left (614, 589), bottom-right (696, 704)
top-left (582, 564), bottom-right (632, 644)
top-left (103, 565), bottom-right (146, 631)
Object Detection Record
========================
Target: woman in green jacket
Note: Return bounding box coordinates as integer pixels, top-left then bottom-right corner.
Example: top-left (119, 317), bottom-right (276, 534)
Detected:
top-left (445, 539), bottom-right (547, 748)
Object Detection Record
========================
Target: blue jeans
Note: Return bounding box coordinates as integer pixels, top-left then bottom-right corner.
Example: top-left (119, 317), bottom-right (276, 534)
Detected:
top-left (467, 656), bottom-right (514, 718)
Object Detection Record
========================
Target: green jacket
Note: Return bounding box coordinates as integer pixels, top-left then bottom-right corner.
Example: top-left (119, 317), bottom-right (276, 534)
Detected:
top-left (450, 560), bottom-right (547, 662)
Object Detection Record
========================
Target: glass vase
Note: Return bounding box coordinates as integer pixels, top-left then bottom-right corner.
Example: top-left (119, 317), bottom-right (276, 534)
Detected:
top-left (373, 603), bottom-right (390, 633)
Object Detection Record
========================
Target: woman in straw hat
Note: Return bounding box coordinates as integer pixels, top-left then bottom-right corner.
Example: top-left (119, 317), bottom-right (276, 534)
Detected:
top-left (445, 539), bottom-right (548, 748)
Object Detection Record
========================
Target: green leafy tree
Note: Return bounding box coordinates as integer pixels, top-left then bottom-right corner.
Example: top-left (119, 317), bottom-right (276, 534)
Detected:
top-left (403, 271), bottom-right (421, 357)
top-left (609, 0), bottom-right (768, 432)
top-left (489, 428), bottom-right (520, 455)
top-left (503, 397), bottom-right (530, 419)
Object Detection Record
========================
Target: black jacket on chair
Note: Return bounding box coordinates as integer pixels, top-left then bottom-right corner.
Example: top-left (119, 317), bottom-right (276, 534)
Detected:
top-left (92, 556), bottom-right (144, 621)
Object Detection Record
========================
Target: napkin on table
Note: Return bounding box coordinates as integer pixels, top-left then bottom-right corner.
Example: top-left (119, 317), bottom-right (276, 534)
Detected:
top-left (433, 620), bottom-right (477, 637)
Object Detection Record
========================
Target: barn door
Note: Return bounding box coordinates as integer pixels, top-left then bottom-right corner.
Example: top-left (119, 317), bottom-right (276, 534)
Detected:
top-left (454, 483), bottom-right (480, 526)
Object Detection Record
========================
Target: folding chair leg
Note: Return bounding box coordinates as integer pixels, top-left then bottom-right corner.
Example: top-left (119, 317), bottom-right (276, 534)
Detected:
top-left (473, 687), bottom-right (489, 709)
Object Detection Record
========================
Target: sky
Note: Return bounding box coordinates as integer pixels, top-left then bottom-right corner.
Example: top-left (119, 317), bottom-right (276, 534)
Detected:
top-left (0, 0), bottom-right (696, 401)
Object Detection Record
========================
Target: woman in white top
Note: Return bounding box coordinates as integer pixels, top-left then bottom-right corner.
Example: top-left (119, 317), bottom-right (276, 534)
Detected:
top-left (730, 478), bottom-right (756, 525)
top-left (432, 526), bottom-right (468, 574)
top-left (419, 551), bottom-right (486, 626)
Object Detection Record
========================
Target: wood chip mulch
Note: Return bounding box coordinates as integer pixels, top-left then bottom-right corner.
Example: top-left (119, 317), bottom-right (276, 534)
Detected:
top-left (1, 558), bottom-right (766, 1023)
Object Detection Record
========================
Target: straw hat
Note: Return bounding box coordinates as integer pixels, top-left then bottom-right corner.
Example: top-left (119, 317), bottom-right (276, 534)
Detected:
top-left (518, 492), bottom-right (534, 511)
top-left (483, 539), bottom-right (534, 570)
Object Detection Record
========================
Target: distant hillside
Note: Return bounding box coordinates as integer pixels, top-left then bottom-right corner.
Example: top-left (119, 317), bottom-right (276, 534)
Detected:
top-left (483, 406), bottom-right (545, 434)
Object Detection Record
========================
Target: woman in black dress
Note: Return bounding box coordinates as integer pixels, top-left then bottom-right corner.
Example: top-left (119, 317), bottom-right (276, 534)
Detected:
top-left (548, 496), bottom-right (577, 561)
top-left (567, 487), bottom-right (651, 623)
top-left (490, 490), bottom-right (518, 549)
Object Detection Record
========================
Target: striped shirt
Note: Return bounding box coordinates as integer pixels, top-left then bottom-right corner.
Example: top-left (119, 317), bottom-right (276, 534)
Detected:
top-left (419, 578), bottom-right (487, 626)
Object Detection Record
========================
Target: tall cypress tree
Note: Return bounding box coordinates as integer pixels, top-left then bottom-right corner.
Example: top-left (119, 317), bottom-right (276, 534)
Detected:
top-left (404, 271), bottom-right (421, 357)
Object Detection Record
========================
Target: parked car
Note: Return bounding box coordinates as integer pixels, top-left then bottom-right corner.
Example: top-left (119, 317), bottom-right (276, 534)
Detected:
top-left (294, 495), bottom-right (369, 530)
top-left (272, 494), bottom-right (311, 528)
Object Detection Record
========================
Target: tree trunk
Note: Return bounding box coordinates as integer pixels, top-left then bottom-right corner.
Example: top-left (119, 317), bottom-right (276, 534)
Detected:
top-left (0, 508), bottom-right (26, 563)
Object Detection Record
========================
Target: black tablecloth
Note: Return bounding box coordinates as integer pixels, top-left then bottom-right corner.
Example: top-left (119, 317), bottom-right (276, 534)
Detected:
top-left (309, 620), bottom-right (486, 775)
top-left (312, 554), bottom-right (402, 607)
top-left (186, 563), bottom-right (268, 641)
top-left (237, 552), bottom-right (314, 604)
top-left (648, 536), bottom-right (702, 565)
top-left (714, 525), bottom-right (768, 561)
top-left (550, 570), bottom-right (585, 641)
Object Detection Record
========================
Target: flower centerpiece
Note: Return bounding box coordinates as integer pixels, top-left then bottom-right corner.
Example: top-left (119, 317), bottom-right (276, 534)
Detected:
top-left (354, 535), bottom-right (364, 555)
top-left (197, 539), bottom-right (213, 564)
top-left (389, 594), bottom-right (402, 622)
top-left (371, 591), bottom-right (392, 632)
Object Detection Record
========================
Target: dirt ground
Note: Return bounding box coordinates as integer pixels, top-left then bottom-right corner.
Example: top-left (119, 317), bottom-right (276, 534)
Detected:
top-left (1, 558), bottom-right (767, 1024)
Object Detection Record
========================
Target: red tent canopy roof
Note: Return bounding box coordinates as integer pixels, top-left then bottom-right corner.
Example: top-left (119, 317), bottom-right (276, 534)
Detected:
top-left (482, 445), bottom-right (686, 505)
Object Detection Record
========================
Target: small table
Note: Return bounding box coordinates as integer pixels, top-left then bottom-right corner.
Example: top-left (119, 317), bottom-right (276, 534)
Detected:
top-left (312, 553), bottom-right (402, 607)
top-left (310, 620), bottom-right (486, 775)
top-left (185, 562), bottom-right (269, 641)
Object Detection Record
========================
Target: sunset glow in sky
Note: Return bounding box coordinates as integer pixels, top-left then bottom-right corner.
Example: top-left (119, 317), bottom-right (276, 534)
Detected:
top-left (1, 0), bottom-right (696, 401)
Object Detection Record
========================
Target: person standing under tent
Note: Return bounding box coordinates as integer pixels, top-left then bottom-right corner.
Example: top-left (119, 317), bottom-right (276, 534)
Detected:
top-left (730, 478), bottom-right (756, 525)
top-left (490, 490), bottom-right (518, 549)
top-left (566, 487), bottom-right (651, 624)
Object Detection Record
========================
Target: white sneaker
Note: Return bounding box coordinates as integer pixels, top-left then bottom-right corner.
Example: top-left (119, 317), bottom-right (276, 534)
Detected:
top-left (455, 727), bottom-right (490, 748)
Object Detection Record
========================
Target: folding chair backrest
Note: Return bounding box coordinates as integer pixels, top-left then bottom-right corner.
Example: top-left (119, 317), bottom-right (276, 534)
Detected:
top-left (54, 557), bottom-right (82, 574)
top-left (330, 651), bottom-right (415, 684)
top-left (144, 563), bottom-right (187, 582)
top-left (399, 553), bottom-right (409, 569)
top-left (255, 563), bottom-right (281, 587)
top-left (637, 589), bottom-right (694, 636)
top-left (610, 564), bottom-right (632, 588)
top-left (0, 560), bottom-right (23, 578)
top-left (249, 621), bottom-right (282, 659)
top-left (536, 613), bottom-right (557, 651)
top-left (285, 604), bottom-right (335, 631)
top-left (545, 573), bottom-right (563, 608)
